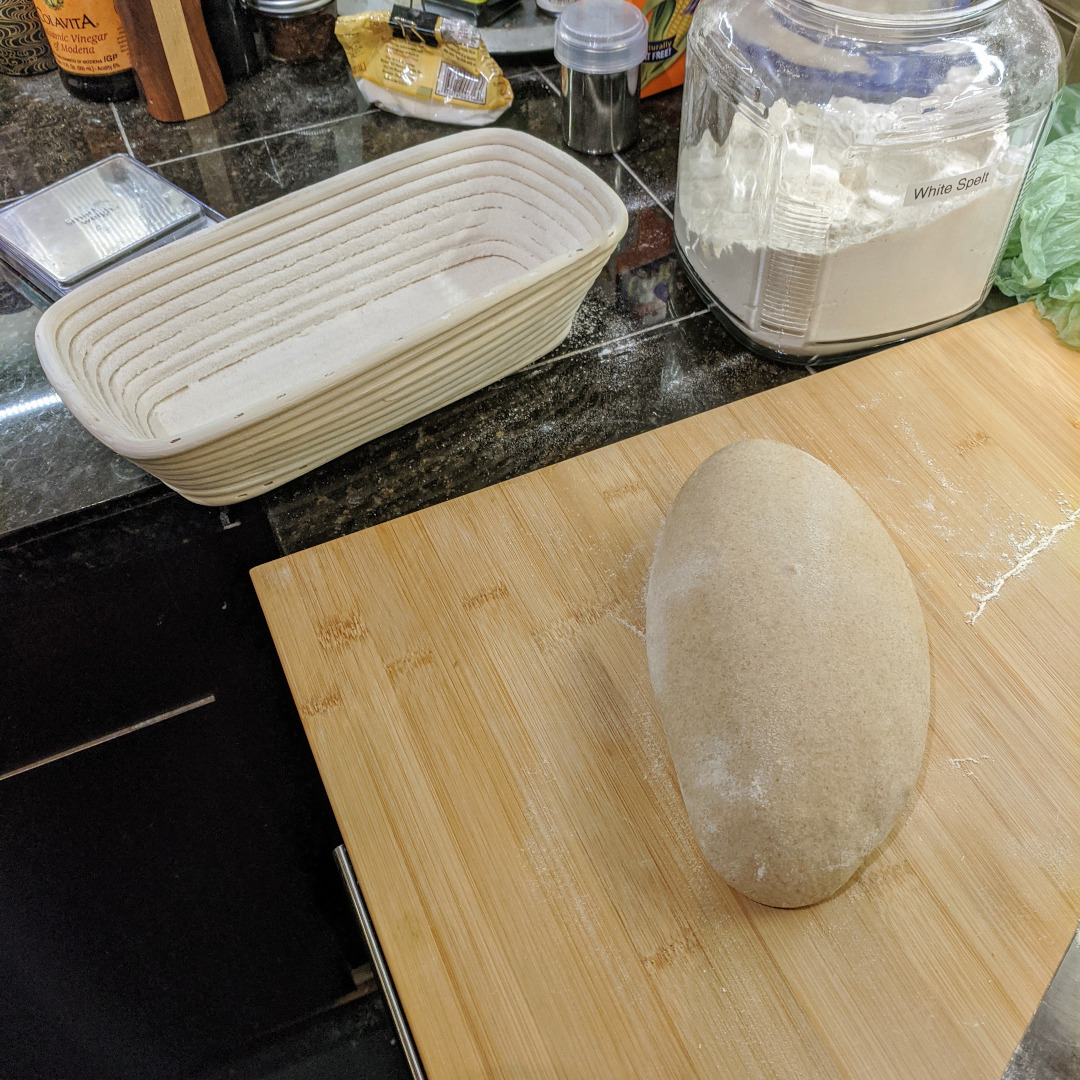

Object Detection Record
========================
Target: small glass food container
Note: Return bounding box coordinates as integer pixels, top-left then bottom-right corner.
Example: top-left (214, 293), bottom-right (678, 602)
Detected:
top-left (246, 0), bottom-right (339, 63)
top-left (675, 0), bottom-right (1064, 361)
top-left (0, 155), bottom-right (222, 308)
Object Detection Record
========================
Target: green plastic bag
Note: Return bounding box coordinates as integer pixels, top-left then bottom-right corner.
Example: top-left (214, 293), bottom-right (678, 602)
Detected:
top-left (1048, 84), bottom-right (1080, 144)
top-left (994, 88), bottom-right (1080, 348)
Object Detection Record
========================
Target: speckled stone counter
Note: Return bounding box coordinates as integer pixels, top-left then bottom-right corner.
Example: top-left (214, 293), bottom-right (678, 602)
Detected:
top-left (0, 51), bottom-right (804, 547)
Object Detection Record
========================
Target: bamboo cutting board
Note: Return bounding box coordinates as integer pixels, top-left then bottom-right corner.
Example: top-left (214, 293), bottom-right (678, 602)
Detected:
top-left (252, 302), bottom-right (1080, 1080)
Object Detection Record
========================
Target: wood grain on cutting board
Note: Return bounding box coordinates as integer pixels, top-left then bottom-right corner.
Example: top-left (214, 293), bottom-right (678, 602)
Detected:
top-left (252, 303), bottom-right (1080, 1080)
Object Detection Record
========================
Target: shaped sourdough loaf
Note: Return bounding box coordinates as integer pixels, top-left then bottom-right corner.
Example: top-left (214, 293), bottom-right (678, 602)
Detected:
top-left (645, 439), bottom-right (930, 907)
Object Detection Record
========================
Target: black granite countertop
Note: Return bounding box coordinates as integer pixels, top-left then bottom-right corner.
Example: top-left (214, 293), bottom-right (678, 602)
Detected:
top-left (0, 49), bottom-right (813, 549)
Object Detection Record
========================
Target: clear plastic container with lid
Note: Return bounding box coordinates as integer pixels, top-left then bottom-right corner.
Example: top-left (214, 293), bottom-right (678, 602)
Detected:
top-left (555, 0), bottom-right (649, 153)
top-left (674, 0), bottom-right (1064, 360)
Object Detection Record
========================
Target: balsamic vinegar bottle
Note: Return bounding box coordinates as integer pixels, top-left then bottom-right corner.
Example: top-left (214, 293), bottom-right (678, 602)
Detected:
top-left (30, 0), bottom-right (136, 101)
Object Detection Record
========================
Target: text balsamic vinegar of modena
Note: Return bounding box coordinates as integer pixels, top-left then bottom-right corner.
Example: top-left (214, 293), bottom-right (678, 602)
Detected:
top-left (31, 0), bottom-right (136, 101)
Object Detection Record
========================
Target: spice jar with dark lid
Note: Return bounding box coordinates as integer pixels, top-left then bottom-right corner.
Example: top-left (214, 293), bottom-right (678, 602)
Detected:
top-left (245, 0), bottom-right (338, 63)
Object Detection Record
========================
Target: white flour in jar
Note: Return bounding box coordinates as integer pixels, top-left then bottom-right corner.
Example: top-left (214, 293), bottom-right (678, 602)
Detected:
top-left (676, 79), bottom-right (1031, 349)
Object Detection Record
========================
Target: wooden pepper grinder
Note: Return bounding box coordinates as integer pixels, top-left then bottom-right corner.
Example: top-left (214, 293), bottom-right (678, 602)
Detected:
top-left (113, 0), bottom-right (227, 122)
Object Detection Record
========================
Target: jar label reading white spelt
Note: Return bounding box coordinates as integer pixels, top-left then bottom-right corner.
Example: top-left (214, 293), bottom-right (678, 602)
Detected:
top-left (904, 164), bottom-right (998, 207)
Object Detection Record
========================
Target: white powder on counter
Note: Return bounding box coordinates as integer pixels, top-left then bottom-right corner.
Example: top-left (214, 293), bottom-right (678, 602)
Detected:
top-left (676, 79), bottom-right (1031, 351)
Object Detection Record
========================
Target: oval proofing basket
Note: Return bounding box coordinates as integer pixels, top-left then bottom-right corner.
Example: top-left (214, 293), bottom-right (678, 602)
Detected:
top-left (35, 130), bottom-right (628, 505)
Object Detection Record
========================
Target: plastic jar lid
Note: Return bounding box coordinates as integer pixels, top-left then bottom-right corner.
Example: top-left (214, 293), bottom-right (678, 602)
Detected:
top-left (554, 0), bottom-right (648, 76)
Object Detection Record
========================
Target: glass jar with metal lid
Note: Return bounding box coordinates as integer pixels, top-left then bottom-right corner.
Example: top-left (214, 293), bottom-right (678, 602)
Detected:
top-left (245, 0), bottom-right (338, 62)
top-left (675, 0), bottom-right (1064, 361)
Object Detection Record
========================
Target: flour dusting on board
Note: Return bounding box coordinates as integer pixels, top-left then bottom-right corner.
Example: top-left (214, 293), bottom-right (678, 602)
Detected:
top-left (895, 416), bottom-right (964, 496)
top-left (1003, 828), bottom-right (1076, 898)
top-left (518, 759), bottom-right (625, 973)
top-left (609, 612), bottom-right (645, 639)
top-left (946, 755), bottom-right (991, 778)
top-left (966, 500), bottom-right (1080, 624)
top-left (603, 540), bottom-right (650, 641)
top-left (603, 542), bottom-right (709, 885)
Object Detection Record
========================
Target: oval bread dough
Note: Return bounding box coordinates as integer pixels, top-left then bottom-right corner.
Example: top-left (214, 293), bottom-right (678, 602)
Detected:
top-left (645, 439), bottom-right (930, 907)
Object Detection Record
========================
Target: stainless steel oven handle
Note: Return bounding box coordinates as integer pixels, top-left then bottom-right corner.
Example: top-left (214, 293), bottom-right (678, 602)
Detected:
top-left (334, 845), bottom-right (428, 1080)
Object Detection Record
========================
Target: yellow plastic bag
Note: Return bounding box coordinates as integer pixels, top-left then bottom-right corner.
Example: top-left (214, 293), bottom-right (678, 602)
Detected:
top-left (336, 6), bottom-right (513, 126)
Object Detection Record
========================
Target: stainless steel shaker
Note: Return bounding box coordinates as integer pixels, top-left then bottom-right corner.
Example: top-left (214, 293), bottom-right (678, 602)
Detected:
top-left (554, 0), bottom-right (648, 155)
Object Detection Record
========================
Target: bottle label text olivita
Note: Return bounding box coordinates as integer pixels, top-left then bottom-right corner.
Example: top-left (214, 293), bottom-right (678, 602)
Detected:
top-left (32, 0), bottom-right (130, 75)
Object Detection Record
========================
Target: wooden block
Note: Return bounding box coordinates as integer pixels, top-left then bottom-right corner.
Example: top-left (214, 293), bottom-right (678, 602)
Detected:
top-left (253, 303), bottom-right (1080, 1079)
top-left (115, 0), bottom-right (225, 121)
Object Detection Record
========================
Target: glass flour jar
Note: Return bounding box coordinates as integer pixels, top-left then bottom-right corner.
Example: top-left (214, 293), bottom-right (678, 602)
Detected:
top-left (674, 0), bottom-right (1063, 360)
